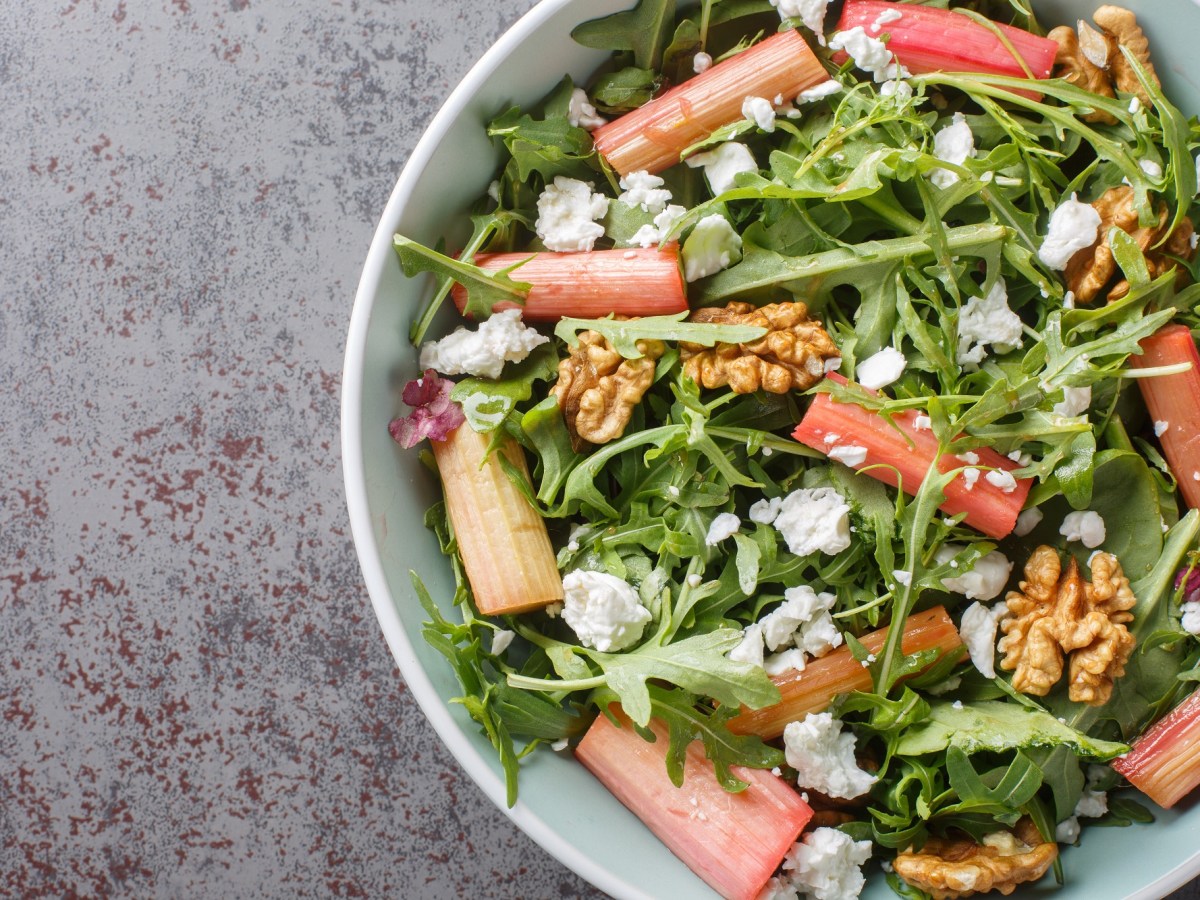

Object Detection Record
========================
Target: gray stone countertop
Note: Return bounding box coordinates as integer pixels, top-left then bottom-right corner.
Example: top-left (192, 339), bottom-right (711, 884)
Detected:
top-left (0, 0), bottom-right (1196, 897)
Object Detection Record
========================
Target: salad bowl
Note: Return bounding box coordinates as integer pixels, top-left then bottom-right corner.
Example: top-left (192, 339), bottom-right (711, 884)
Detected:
top-left (342, 1), bottom-right (1200, 897)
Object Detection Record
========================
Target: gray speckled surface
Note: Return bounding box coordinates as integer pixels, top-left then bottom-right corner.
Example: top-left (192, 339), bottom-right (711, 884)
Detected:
top-left (0, 1), bottom-right (1196, 898)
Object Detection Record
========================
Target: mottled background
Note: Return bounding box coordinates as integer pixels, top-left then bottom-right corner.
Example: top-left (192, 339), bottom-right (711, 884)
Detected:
top-left (0, 1), bottom-right (1195, 898)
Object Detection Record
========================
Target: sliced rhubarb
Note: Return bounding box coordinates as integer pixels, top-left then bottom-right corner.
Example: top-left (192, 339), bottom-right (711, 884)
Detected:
top-left (727, 606), bottom-right (963, 740)
top-left (451, 244), bottom-right (686, 322)
top-left (575, 707), bottom-right (812, 900)
top-left (833, 1), bottom-right (1057, 99)
top-left (1113, 687), bottom-right (1200, 808)
top-left (792, 375), bottom-right (1032, 539)
top-left (431, 424), bottom-right (563, 614)
top-left (1130, 325), bottom-right (1200, 510)
top-left (592, 29), bottom-right (826, 177)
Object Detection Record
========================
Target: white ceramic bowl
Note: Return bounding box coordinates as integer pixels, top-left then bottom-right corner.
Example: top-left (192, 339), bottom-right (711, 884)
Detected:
top-left (342, 2), bottom-right (1200, 897)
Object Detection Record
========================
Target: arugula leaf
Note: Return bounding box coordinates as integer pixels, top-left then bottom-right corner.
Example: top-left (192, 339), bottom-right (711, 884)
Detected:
top-left (555, 312), bottom-right (768, 357)
top-left (393, 235), bottom-right (531, 324)
top-left (571, 0), bottom-right (677, 71)
top-left (451, 344), bottom-right (559, 432)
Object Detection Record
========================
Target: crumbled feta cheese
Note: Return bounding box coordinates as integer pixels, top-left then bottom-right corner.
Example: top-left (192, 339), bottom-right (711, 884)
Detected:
top-left (827, 444), bottom-right (868, 468)
top-left (616, 170), bottom-right (672, 214)
top-left (1053, 385), bottom-right (1092, 418)
top-left (913, 414), bottom-right (932, 431)
top-left (757, 876), bottom-right (797, 900)
top-left (781, 827), bottom-right (872, 900)
top-left (760, 586), bottom-right (838, 651)
top-left (930, 112), bottom-right (977, 190)
top-left (893, 569), bottom-right (912, 587)
top-left (937, 546), bottom-right (1013, 601)
top-left (1129, 96), bottom-right (1141, 114)
top-left (879, 78), bottom-right (913, 102)
top-left (956, 278), bottom-right (1024, 366)
top-left (535, 176), bottom-right (609, 252)
top-left (856, 346), bottom-right (907, 390)
top-left (1056, 816), bottom-right (1081, 843)
top-left (629, 203), bottom-right (687, 249)
top-left (961, 467), bottom-right (980, 490)
top-left (823, 433), bottom-right (840, 445)
top-left (952, 700), bottom-right (964, 710)
top-left (729, 623), bottom-right (765, 668)
top-left (1074, 789), bottom-right (1108, 819)
top-left (419, 308), bottom-right (549, 379)
top-left (765, 647), bottom-right (809, 676)
top-left (705, 511), bottom-right (741, 546)
top-left (1140, 158), bottom-right (1163, 179)
top-left (798, 79), bottom-right (842, 103)
top-left (1181, 602), bottom-right (1200, 635)
top-left (491, 629), bottom-right (516, 655)
top-left (749, 496), bottom-right (783, 525)
top-left (958, 451), bottom-right (981, 465)
top-left (1155, 420), bottom-right (1170, 437)
top-left (1060, 510), bottom-right (1106, 548)
top-left (770, 0), bottom-right (830, 35)
top-left (742, 95), bottom-right (777, 132)
top-left (550, 737), bottom-right (570, 752)
top-left (798, 612), bottom-right (843, 658)
top-left (692, 51), bottom-right (713, 74)
top-left (1014, 507), bottom-right (1044, 537)
top-left (686, 572), bottom-right (703, 588)
top-left (681, 214), bottom-right (743, 282)
top-left (985, 469), bottom-right (1018, 493)
top-left (773, 487), bottom-right (852, 557)
top-left (959, 601), bottom-right (1008, 678)
top-left (1039, 193), bottom-right (1102, 269)
top-left (784, 713), bottom-right (877, 799)
top-left (870, 7), bottom-right (903, 32)
top-left (1008, 449), bottom-right (1032, 467)
top-left (686, 141), bottom-right (758, 195)
top-left (567, 88), bottom-right (606, 130)
top-left (487, 179), bottom-right (501, 203)
top-left (561, 570), bottom-right (652, 652)
top-left (828, 27), bottom-right (892, 81)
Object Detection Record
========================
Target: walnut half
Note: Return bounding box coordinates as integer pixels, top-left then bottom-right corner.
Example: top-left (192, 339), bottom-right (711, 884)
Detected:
top-left (893, 819), bottom-right (1058, 900)
top-left (1048, 6), bottom-right (1160, 118)
top-left (680, 301), bottom-right (840, 394)
top-left (998, 545), bottom-right (1136, 705)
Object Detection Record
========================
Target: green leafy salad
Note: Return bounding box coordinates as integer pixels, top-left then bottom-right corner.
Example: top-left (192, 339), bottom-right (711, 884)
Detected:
top-left (386, 0), bottom-right (1200, 896)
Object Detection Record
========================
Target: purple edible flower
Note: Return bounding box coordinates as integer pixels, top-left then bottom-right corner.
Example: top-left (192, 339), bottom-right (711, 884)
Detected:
top-left (387, 369), bottom-right (465, 449)
top-left (1175, 565), bottom-right (1200, 605)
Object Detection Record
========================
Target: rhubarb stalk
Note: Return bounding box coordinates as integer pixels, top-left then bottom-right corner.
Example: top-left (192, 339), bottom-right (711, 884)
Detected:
top-left (431, 424), bottom-right (563, 615)
top-left (592, 29), bottom-right (826, 177)
top-left (1131, 324), bottom-right (1200, 510)
top-left (576, 707), bottom-right (812, 900)
top-left (792, 376), bottom-right (1032, 539)
top-left (451, 244), bottom-right (687, 322)
top-left (728, 606), bottom-right (964, 740)
top-left (1113, 687), bottom-right (1200, 808)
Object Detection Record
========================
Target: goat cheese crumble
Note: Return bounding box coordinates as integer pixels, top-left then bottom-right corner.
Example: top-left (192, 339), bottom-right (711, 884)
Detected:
top-left (682, 213), bottom-right (743, 282)
top-left (419, 308), bottom-right (549, 379)
top-left (705, 512), bottom-right (741, 546)
top-left (937, 546), bottom-right (1013, 601)
top-left (770, 0), bottom-right (830, 36)
top-left (780, 828), bottom-right (873, 900)
top-left (686, 141), bottom-right (758, 194)
top-left (784, 712), bottom-right (878, 799)
top-left (772, 487), bottom-right (852, 556)
top-left (616, 170), bottom-right (672, 214)
top-left (566, 87), bottom-right (606, 130)
top-left (1053, 385), bottom-right (1092, 418)
top-left (1038, 193), bottom-right (1102, 269)
top-left (1060, 510), bottom-right (1106, 548)
top-left (855, 346), bottom-right (906, 389)
top-left (692, 51), bottom-right (712, 73)
top-left (959, 601), bottom-right (1009, 678)
top-left (827, 444), bottom-right (868, 468)
top-left (1014, 507), bottom-right (1044, 537)
top-left (930, 112), bottom-right (977, 189)
top-left (560, 570), bottom-right (652, 652)
top-left (828, 27), bottom-right (892, 81)
top-left (742, 95), bottom-right (777, 132)
top-left (956, 278), bottom-right (1024, 365)
top-left (535, 176), bottom-right (609, 251)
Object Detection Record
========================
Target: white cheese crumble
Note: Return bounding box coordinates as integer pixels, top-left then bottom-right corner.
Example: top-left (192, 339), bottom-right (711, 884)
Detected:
top-left (913, 414), bottom-right (932, 431)
top-left (629, 203), bottom-right (687, 249)
top-left (1060, 510), bottom-right (1106, 548)
top-left (1181, 602), bottom-right (1200, 635)
top-left (828, 26), bottom-right (892, 81)
top-left (870, 7), bottom-right (903, 32)
top-left (985, 469), bottom-right (1018, 493)
top-left (419, 308), bottom-right (549, 379)
top-left (765, 647), bottom-right (809, 676)
top-left (535, 176), bottom-right (609, 252)
top-left (1056, 816), bottom-right (1081, 844)
top-left (729, 623), bottom-right (765, 668)
top-left (1014, 507), bottom-right (1044, 537)
top-left (692, 51), bottom-right (713, 74)
top-left (1074, 789), bottom-right (1108, 819)
top-left (1038, 193), bottom-right (1102, 269)
top-left (773, 487), bottom-right (852, 556)
top-left (958, 451), bottom-right (981, 465)
top-left (560, 570), bottom-right (652, 652)
top-left (749, 496), bottom-right (783, 525)
top-left (781, 827), bottom-right (873, 900)
top-left (937, 546), bottom-right (1013, 601)
top-left (1155, 420), bottom-right (1170, 437)
top-left (685, 141), bottom-right (758, 195)
top-left (491, 629), bottom-right (516, 655)
top-left (567, 87), bottom-right (606, 130)
top-left (760, 586), bottom-right (840, 653)
top-left (930, 112), bottom-right (977, 190)
top-left (784, 713), bottom-right (877, 799)
top-left (856, 346), bottom-right (907, 389)
top-left (616, 170), bottom-right (672, 214)
top-left (961, 467), bottom-right (980, 490)
top-left (827, 444), bottom-right (868, 468)
top-left (742, 95), bottom-right (777, 132)
top-left (770, 0), bottom-right (830, 36)
top-left (956, 278), bottom-right (1024, 366)
top-left (681, 214), bottom-right (743, 282)
top-left (1140, 158), bottom-right (1163, 179)
top-left (959, 601), bottom-right (1009, 678)
top-left (798, 79), bottom-right (842, 103)
top-left (705, 511), bottom-right (741, 546)
top-left (1053, 384), bottom-right (1092, 418)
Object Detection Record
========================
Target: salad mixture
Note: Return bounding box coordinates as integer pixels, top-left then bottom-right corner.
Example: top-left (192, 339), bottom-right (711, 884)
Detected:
top-left (385, 1), bottom-right (1200, 897)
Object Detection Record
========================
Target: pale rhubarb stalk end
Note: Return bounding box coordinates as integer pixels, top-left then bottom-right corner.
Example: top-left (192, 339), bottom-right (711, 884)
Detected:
top-left (727, 606), bottom-right (964, 740)
top-left (1131, 325), bottom-right (1200, 510)
top-left (576, 707), bottom-right (812, 900)
top-left (431, 425), bottom-right (563, 615)
top-left (451, 244), bottom-right (687, 322)
top-left (792, 375), bottom-right (1032, 539)
top-left (1113, 687), bottom-right (1200, 808)
top-left (592, 29), bottom-right (826, 177)
top-left (834, 0), bottom-right (1058, 100)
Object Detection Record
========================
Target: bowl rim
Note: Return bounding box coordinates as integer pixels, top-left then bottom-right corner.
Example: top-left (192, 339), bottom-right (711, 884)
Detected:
top-left (342, 1), bottom-right (1200, 898)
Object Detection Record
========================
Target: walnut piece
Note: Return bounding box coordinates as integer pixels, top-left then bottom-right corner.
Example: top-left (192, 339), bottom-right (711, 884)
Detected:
top-left (680, 301), bottom-right (839, 394)
top-left (893, 819), bottom-right (1057, 900)
top-left (1048, 7), bottom-right (1160, 116)
top-left (1064, 186), bottom-right (1197, 304)
top-left (998, 545), bottom-right (1136, 705)
top-left (550, 329), bottom-right (664, 449)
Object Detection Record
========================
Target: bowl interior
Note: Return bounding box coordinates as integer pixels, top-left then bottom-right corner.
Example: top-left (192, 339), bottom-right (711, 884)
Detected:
top-left (342, 2), bottom-right (1200, 898)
